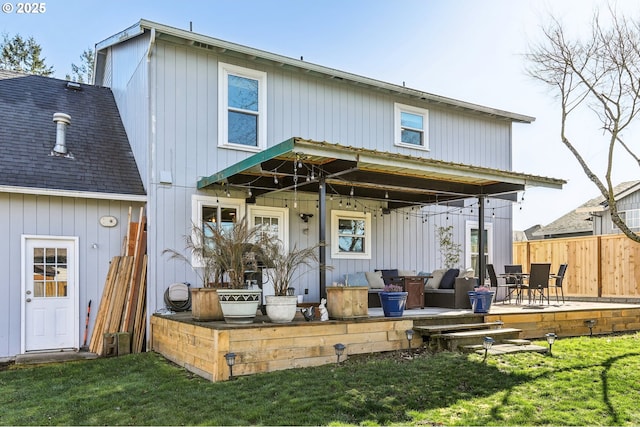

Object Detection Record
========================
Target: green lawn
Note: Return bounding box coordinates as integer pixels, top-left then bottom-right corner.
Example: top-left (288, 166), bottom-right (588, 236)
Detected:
top-left (1, 332), bottom-right (639, 426)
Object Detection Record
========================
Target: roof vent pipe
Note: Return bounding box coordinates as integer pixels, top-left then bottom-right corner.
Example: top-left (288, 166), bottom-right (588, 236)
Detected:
top-left (52, 112), bottom-right (71, 156)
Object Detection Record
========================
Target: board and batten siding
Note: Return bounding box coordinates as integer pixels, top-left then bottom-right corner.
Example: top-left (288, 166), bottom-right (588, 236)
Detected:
top-left (0, 192), bottom-right (143, 358)
top-left (150, 39), bottom-right (515, 191)
top-left (600, 191), bottom-right (640, 235)
top-left (101, 34), bottom-right (151, 191)
top-left (106, 36), bottom-right (516, 309)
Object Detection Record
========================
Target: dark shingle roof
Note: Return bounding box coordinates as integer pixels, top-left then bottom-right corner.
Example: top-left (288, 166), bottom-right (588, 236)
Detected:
top-left (533, 181), bottom-right (640, 237)
top-left (0, 72), bottom-right (145, 196)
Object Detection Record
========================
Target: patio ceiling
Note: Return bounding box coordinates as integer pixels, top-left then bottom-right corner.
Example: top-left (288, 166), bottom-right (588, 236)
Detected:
top-left (197, 138), bottom-right (565, 208)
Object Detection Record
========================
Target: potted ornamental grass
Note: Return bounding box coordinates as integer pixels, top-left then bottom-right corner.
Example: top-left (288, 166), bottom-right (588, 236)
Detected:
top-left (259, 238), bottom-right (323, 323)
top-left (379, 282), bottom-right (408, 317)
top-left (204, 218), bottom-right (265, 324)
top-left (162, 222), bottom-right (225, 321)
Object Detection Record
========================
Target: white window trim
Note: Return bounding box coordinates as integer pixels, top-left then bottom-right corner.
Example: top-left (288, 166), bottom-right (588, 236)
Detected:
top-left (465, 220), bottom-right (493, 269)
top-left (247, 205), bottom-right (289, 252)
top-left (331, 210), bottom-right (372, 260)
top-left (394, 102), bottom-right (429, 151)
top-left (218, 62), bottom-right (267, 152)
top-left (191, 194), bottom-right (246, 267)
top-left (613, 209), bottom-right (640, 231)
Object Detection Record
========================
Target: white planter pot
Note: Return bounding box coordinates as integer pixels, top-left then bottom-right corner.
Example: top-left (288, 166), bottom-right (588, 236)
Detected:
top-left (265, 295), bottom-right (298, 323)
top-left (217, 288), bottom-right (262, 324)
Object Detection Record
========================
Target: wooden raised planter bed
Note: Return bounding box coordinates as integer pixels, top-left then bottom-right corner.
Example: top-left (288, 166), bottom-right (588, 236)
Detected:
top-left (326, 286), bottom-right (369, 320)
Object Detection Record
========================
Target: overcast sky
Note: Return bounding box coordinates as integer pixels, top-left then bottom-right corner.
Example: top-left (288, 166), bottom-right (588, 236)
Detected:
top-left (2, 0), bottom-right (638, 230)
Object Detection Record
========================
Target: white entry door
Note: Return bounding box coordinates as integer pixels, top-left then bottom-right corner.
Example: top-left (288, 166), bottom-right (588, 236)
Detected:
top-left (22, 236), bottom-right (79, 352)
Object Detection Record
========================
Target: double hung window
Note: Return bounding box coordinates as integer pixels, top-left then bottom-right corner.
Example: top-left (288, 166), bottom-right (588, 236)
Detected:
top-left (218, 62), bottom-right (267, 151)
top-left (614, 209), bottom-right (640, 231)
top-left (394, 103), bottom-right (429, 150)
top-left (331, 210), bottom-right (371, 259)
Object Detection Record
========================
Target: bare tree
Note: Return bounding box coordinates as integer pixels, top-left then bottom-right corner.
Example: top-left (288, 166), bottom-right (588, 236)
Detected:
top-left (526, 6), bottom-right (640, 242)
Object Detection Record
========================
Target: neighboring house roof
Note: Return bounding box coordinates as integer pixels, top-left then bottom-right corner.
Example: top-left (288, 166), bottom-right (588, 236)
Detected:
top-left (533, 181), bottom-right (640, 237)
top-left (96, 19), bottom-right (534, 124)
top-left (512, 224), bottom-right (542, 242)
top-left (0, 71), bottom-right (146, 199)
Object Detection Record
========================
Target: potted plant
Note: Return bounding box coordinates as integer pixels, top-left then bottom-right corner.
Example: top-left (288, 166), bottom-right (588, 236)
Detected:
top-left (259, 238), bottom-right (322, 323)
top-left (203, 218), bottom-right (265, 324)
top-left (162, 222), bottom-right (224, 321)
top-left (468, 284), bottom-right (495, 314)
top-left (378, 283), bottom-right (408, 317)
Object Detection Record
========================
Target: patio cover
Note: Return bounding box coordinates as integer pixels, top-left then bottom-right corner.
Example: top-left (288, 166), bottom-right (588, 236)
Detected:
top-left (197, 137), bottom-right (566, 295)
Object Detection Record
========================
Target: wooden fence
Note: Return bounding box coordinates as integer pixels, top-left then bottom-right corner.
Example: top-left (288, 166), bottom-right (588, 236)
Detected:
top-left (513, 234), bottom-right (640, 301)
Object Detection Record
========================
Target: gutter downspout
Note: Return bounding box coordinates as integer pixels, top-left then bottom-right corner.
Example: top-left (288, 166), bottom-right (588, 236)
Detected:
top-left (478, 195), bottom-right (486, 287)
top-left (145, 27), bottom-right (156, 352)
top-left (319, 174), bottom-right (327, 299)
top-left (147, 28), bottom-right (156, 62)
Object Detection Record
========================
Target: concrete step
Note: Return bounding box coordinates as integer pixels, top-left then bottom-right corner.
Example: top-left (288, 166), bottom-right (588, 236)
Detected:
top-left (15, 350), bottom-right (99, 365)
top-left (431, 328), bottom-right (522, 351)
top-left (413, 321), bottom-right (504, 336)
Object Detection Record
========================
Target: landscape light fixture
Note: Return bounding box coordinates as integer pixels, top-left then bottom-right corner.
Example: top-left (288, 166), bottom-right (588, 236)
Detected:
top-left (482, 337), bottom-right (495, 363)
top-left (584, 319), bottom-right (596, 337)
top-left (224, 352), bottom-right (236, 380)
top-left (405, 329), bottom-right (414, 350)
top-left (545, 333), bottom-right (557, 356)
top-left (333, 343), bottom-right (346, 364)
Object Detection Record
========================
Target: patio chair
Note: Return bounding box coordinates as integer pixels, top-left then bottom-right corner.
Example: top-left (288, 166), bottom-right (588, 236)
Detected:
top-left (550, 264), bottom-right (568, 304)
top-left (487, 264), bottom-right (505, 303)
top-left (503, 264), bottom-right (523, 304)
top-left (524, 263), bottom-right (551, 305)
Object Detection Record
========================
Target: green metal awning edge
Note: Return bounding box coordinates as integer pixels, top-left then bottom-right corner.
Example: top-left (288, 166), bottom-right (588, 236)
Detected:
top-left (197, 137), bottom-right (566, 193)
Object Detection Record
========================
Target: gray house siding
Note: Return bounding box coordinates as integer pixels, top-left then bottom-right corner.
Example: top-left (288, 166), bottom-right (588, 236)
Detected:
top-left (0, 193), bottom-right (143, 358)
top-left (101, 34), bottom-right (151, 191)
top-left (602, 191), bottom-right (640, 235)
top-left (102, 34), bottom-right (516, 308)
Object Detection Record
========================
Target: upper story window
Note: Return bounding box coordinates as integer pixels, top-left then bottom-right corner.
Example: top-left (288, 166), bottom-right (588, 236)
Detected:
top-left (331, 210), bottom-right (371, 259)
top-left (218, 62), bottom-right (267, 152)
top-left (613, 209), bottom-right (640, 231)
top-left (394, 103), bottom-right (429, 150)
